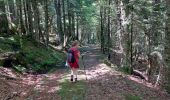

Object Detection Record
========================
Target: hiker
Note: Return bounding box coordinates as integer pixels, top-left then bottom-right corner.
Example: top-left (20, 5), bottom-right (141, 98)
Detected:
top-left (67, 41), bottom-right (80, 82)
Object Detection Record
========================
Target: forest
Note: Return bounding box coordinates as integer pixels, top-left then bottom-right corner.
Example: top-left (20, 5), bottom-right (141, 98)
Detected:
top-left (0, 0), bottom-right (170, 99)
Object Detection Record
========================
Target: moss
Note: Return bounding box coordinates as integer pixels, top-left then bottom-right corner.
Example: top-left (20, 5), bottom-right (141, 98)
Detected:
top-left (0, 35), bottom-right (66, 73)
top-left (18, 39), bottom-right (66, 73)
top-left (118, 66), bottom-right (133, 75)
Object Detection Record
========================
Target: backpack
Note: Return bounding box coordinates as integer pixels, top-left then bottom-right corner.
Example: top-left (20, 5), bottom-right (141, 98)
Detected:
top-left (67, 50), bottom-right (75, 63)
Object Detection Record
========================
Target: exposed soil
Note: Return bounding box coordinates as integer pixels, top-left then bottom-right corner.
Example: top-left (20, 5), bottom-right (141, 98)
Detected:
top-left (0, 46), bottom-right (170, 100)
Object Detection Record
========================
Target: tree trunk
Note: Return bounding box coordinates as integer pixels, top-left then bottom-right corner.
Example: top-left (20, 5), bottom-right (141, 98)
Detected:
top-left (67, 0), bottom-right (71, 37)
top-left (55, 0), bottom-right (64, 46)
top-left (45, 0), bottom-right (49, 47)
top-left (23, 0), bottom-right (28, 35)
top-left (76, 15), bottom-right (79, 40)
top-left (165, 0), bottom-right (170, 88)
top-left (107, 0), bottom-right (111, 54)
top-left (26, 0), bottom-right (33, 37)
top-left (0, 0), bottom-right (9, 33)
top-left (100, 5), bottom-right (104, 53)
top-left (19, 0), bottom-right (26, 35)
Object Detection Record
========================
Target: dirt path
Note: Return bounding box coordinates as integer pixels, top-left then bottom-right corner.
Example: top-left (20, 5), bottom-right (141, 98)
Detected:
top-left (81, 46), bottom-right (170, 100)
top-left (1, 46), bottom-right (170, 100)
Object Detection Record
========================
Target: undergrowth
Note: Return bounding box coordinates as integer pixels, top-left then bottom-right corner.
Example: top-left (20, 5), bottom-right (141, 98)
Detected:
top-left (0, 35), bottom-right (66, 73)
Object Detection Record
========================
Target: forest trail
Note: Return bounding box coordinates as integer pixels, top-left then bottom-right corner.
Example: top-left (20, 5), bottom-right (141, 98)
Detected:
top-left (1, 46), bottom-right (170, 100)
top-left (79, 46), bottom-right (170, 100)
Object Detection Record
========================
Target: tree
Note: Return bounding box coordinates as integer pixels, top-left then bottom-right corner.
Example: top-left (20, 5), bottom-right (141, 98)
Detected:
top-left (55, 0), bottom-right (64, 46)
top-left (0, 0), bottom-right (9, 33)
top-left (165, 0), bottom-right (170, 88)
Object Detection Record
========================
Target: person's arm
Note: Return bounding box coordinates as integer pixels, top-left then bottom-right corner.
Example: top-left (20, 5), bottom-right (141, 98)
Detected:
top-left (78, 51), bottom-right (80, 58)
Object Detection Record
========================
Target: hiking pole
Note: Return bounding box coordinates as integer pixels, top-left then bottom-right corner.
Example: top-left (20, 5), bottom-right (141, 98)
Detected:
top-left (82, 55), bottom-right (87, 80)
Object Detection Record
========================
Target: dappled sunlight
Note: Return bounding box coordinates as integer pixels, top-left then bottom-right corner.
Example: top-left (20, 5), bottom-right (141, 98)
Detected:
top-left (34, 84), bottom-right (49, 92)
top-left (0, 67), bottom-right (17, 78)
top-left (127, 76), bottom-right (154, 88)
top-left (44, 73), bottom-right (63, 80)
top-left (21, 74), bottom-right (43, 85)
top-left (0, 46), bottom-right (169, 99)
top-left (87, 54), bottom-right (102, 57)
top-left (48, 86), bottom-right (61, 93)
top-left (86, 63), bottom-right (113, 80)
top-left (59, 63), bottom-right (116, 82)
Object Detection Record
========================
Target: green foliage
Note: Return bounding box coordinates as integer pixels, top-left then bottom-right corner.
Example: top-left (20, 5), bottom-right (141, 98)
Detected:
top-left (18, 38), bottom-right (65, 73)
top-left (0, 36), bottom-right (20, 52)
top-left (58, 80), bottom-right (86, 100)
top-left (13, 65), bottom-right (26, 73)
top-left (119, 66), bottom-right (133, 74)
top-left (0, 60), bottom-right (3, 66)
top-left (125, 94), bottom-right (141, 100)
top-left (104, 59), bottom-right (111, 67)
top-left (0, 35), bottom-right (65, 73)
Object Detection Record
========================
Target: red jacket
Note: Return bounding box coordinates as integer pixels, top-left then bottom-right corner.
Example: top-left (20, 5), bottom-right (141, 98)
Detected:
top-left (68, 47), bottom-right (80, 68)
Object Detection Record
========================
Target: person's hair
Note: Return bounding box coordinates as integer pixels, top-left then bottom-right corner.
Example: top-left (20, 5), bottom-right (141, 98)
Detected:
top-left (72, 40), bottom-right (79, 47)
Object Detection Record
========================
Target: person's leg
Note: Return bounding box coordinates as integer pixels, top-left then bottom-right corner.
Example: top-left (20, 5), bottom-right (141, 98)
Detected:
top-left (74, 68), bottom-right (78, 82)
top-left (71, 68), bottom-right (74, 82)
top-left (71, 68), bottom-right (78, 82)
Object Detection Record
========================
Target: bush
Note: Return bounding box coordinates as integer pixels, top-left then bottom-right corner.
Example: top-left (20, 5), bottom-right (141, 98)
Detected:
top-left (0, 36), bottom-right (20, 52)
top-left (103, 59), bottom-right (112, 66)
top-left (18, 39), bottom-right (66, 73)
top-left (119, 66), bottom-right (133, 74)
top-left (0, 35), bottom-right (66, 73)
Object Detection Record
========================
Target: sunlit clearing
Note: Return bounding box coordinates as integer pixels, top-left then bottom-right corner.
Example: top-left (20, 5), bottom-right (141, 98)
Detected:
top-left (128, 76), bottom-right (154, 88)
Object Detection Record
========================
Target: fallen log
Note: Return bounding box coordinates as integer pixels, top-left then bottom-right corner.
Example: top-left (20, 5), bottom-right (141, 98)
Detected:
top-left (133, 70), bottom-right (148, 81)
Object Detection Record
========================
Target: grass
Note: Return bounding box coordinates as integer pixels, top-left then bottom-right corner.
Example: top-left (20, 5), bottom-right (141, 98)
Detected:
top-left (58, 80), bottom-right (87, 100)
top-left (125, 94), bottom-right (142, 100)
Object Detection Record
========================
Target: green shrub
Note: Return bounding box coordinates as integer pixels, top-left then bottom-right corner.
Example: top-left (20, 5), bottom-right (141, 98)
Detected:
top-left (1, 35), bottom-right (66, 73)
top-left (0, 36), bottom-right (20, 52)
top-left (103, 59), bottom-right (112, 66)
top-left (20, 42), bottom-right (66, 73)
top-left (119, 66), bottom-right (133, 74)
top-left (13, 65), bottom-right (26, 73)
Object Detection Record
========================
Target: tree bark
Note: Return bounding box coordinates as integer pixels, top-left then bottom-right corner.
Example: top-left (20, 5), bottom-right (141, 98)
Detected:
top-left (26, 0), bottom-right (33, 36)
top-left (165, 0), bottom-right (170, 87)
top-left (45, 0), bottom-right (49, 47)
top-left (55, 0), bottom-right (64, 46)
top-left (0, 0), bottom-right (9, 33)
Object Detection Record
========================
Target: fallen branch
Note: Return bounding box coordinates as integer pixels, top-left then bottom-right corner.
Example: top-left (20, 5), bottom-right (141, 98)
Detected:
top-left (0, 74), bottom-right (18, 80)
top-left (133, 70), bottom-right (148, 81)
